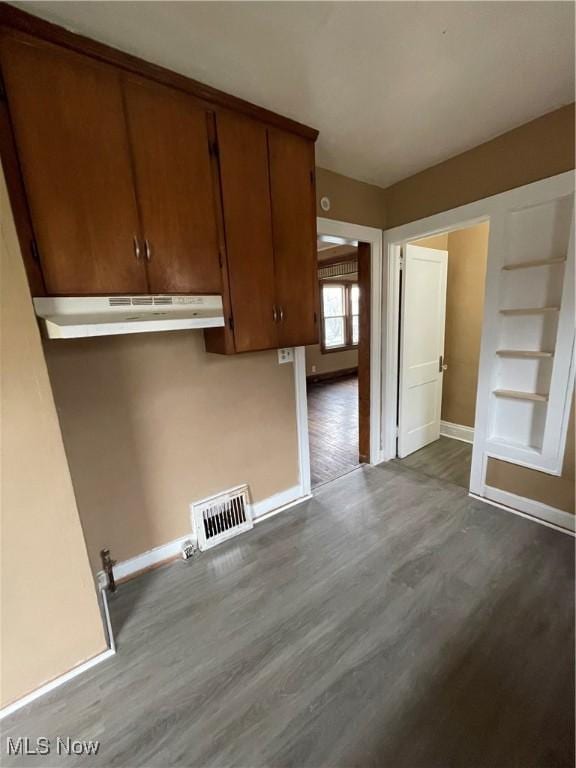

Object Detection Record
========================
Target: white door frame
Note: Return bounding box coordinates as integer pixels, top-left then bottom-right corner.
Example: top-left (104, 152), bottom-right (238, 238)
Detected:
top-left (382, 171), bottom-right (574, 498)
top-left (294, 217), bottom-right (384, 496)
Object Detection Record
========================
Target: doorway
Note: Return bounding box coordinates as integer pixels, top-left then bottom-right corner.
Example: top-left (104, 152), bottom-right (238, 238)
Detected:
top-left (294, 218), bottom-right (383, 495)
top-left (305, 237), bottom-right (364, 486)
top-left (395, 223), bottom-right (490, 488)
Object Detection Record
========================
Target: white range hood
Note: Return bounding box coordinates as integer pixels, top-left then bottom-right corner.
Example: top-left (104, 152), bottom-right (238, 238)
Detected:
top-left (33, 295), bottom-right (225, 339)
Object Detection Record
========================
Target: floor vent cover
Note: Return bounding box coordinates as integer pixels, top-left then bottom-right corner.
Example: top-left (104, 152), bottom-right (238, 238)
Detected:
top-left (191, 485), bottom-right (253, 551)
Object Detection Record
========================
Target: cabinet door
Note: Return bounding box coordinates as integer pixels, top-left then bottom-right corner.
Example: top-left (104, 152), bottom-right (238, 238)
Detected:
top-left (268, 129), bottom-right (319, 347)
top-left (123, 77), bottom-right (222, 294)
top-left (216, 111), bottom-right (278, 351)
top-left (0, 34), bottom-right (146, 295)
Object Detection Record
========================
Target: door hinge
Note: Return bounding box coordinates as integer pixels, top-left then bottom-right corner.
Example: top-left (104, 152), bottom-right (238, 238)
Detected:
top-left (0, 71), bottom-right (6, 101)
top-left (218, 250), bottom-right (223, 269)
top-left (31, 237), bottom-right (41, 265)
top-left (310, 169), bottom-right (315, 185)
top-left (399, 254), bottom-right (405, 271)
top-left (209, 140), bottom-right (219, 159)
top-left (228, 315), bottom-right (234, 331)
top-left (313, 311), bottom-right (317, 324)
top-left (395, 426), bottom-right (399, 438)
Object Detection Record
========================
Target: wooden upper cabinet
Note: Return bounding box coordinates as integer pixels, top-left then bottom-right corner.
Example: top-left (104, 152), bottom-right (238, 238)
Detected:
top-left (0, 33), bottom-right (147, 295)
top-left (0, 16), bottom-right (319, 346)
top-left (215, 111), bottom-right (278, 352)
top-left (123, 77), bottom-right (222, 294)
top-left (268, 129), bottom-right (319, 347)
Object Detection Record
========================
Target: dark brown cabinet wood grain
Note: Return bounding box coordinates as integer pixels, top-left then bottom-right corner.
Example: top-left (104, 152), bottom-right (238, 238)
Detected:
top-left (0, 34), bottom-right (147, 295)
top-left (269, 129), bottom-right (319, 348)
top-left (0, 10), bottom-right (319, 352)
top-left (123, 76), bottom-right (222, 295)
top-left (212, 111), bottom-right (278, 352)
top-left (205, 118), bottom-right (319, 354)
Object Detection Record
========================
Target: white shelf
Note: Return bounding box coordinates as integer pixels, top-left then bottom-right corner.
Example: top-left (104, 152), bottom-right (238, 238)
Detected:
top-left (502, 257), bottom-right (566, 271)
top-left (493, 389), bottom-right (548, 403)
top-left (500, 306), bottom-right (560, 316)
top-left (496, 350), bottom-right (554, 358)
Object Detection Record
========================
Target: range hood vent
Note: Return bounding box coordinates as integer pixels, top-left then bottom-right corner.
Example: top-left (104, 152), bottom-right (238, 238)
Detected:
top-left (33, 295), bottom-right (225, 339)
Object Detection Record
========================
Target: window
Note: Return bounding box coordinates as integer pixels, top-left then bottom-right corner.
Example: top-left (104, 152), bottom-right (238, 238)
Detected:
top-left (321, 281), bottom-right (360, 351)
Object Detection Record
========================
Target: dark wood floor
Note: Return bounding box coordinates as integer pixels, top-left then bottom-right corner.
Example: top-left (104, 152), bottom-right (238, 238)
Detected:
top-left (307, 374), bottom-right (359, 487)
top-left (2, 462), bottom-right (574, 767)
top-left (397, 435), bottom-right (473, 488)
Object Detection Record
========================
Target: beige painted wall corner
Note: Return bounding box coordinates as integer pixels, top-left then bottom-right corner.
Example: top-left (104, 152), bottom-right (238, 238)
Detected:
top-left (0, 168), bottom-right (107, 708)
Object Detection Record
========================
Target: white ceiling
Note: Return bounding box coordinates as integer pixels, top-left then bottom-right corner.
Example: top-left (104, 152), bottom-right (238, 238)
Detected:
top-left (13, 1), bottom-right (575, 188)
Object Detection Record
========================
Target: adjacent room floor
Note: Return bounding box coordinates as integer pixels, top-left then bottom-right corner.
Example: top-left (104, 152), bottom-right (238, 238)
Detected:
top-left (3, 460), bottom-right (574, 768)
top-left (397, 435), bottom-right (473, 489)
top-left (307, 374), bottom-right (359, 487)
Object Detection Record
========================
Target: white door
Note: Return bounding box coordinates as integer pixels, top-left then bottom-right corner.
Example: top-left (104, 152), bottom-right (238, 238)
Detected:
top-left (398, 244), bottom-right (448, 458)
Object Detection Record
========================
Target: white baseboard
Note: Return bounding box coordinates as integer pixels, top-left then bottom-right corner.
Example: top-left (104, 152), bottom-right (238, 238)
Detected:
top-left (440, 420), bottom-right (475, 444)
top-left (252, 484), bottom-right (306, 520)
top-left (471, 488), bottom-right (575, 535)
top-left (254, 487), bottom-right (311, 523)
top-left (2, 485), bottom-right (310, 721)
top-left (0, 647), bottom-right (115, 721)
top-left (110, 534), bottom-right (193, 583)
top-left (97, 484), bottom-right (309, 586)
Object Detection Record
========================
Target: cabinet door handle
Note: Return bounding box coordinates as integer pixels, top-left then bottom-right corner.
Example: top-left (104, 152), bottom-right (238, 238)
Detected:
top-left (144, 239), bottom-right (152, 262)
top-left (279, 306), bottom-right (284, 321)
top-left (272, 305), bottom-right (278, 322)
top-left (133, 236), bottom-right (141, 261)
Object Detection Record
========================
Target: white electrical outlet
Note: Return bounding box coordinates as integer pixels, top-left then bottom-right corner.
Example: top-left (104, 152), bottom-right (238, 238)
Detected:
top-left (278, 348), bottom-right (294, 364)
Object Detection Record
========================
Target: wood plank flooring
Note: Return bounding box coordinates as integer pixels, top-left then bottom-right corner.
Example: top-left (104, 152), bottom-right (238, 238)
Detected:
top-left (307, 374), bottom-right (359, 487)
top-left (2, 462), bottom-right (574, 767)
top-left (397, 435), bottom-right (473, 488)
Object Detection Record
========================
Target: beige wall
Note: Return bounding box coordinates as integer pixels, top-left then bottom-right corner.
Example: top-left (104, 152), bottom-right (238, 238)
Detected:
top-left (385, 104), bottom-right (575, 228)
top-left (442, 224), bottom-right (489, 427)
top-left (392, 105), bottom-right (575, 513)
top-left (39, 165), bottom-right (384, 577)
top-left (412, 226), bottom-right (488, 427)
top-left (316, 167), bottom-right (386, 228)
top-left (44, 334), bottom-right (299, 572)
top-left (305, 344), bottom-right (358, 376)
top-left (0, 170), bottom-right (106, 708)
top-left (412, 226), bottom-right (489, 427)
top-left (412, 234), bottom-right (448, 250)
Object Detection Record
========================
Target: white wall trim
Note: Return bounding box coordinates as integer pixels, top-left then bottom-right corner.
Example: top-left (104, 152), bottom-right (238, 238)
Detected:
top-left (0, 648), bottom-right (115, 721)
top-left (98, 581), bottom-right (116, 653)
top-left (253, 486), bottom-right (311, 523)
top-left (97, 484), bottom-right (309, 585)
top-left (470, 490), bottom-right (575, 535)
top-left (316, 217), bottom-right (384, 465)
top-left (294, 347), bottom-right (312, 497)
top-left (298, 218), bottom-right (384, 472)
top-left (109, 534), bottom-right (193, 583)
top-left (382, 171), bottom-right (574, 495)
top-left (440, 420), bottom-right (475, 444)
top-left (252, 484), bottom-right (307, 520)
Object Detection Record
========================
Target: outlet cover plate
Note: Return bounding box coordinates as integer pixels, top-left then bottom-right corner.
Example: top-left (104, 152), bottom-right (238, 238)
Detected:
top-left (278, 348), bottom-right (294, 364)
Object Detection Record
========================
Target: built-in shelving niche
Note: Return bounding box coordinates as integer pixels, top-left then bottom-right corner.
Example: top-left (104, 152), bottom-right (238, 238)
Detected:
top-left (487, 191), bottom-right (573, 462)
